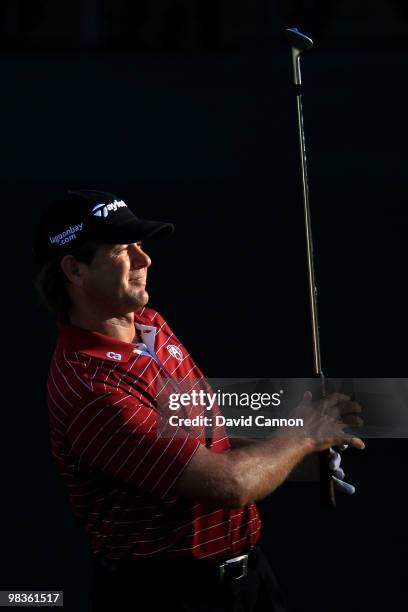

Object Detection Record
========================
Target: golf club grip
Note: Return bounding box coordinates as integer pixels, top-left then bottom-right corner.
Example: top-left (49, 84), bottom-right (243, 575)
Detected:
top-left (319, 448), bottom-right (336, 508)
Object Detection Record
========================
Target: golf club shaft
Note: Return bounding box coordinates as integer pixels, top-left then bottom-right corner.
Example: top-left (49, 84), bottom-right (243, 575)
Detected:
top-left (295, 93), bottom-right (322, 378)
top-left (288, 34), bottom-right (336, 508)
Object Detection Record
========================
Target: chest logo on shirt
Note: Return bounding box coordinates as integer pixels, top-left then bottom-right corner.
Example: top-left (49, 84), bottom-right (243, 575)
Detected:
top-left (167, 345), bottom-right (183, 361)
top-left (106, 351), bottom-right (122, 361)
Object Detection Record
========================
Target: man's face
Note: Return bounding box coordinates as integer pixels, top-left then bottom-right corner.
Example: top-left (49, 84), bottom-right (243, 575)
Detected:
top-left (78, 242), bottom-right (152, 314)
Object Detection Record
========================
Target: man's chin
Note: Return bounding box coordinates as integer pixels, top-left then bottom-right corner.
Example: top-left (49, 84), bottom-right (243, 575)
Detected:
top-left (129, 289), bottom-right (149, 308)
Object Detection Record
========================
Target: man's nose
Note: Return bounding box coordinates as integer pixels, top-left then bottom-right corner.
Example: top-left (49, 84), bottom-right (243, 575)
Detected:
top-left (130, 243), bottom-right (151, 268)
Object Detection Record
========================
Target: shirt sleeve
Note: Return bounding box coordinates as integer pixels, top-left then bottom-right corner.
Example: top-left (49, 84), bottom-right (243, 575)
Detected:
top-left (65, 389), bottom-right (201, 500)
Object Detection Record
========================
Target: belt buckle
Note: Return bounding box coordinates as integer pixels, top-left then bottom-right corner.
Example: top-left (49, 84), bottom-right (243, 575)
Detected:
top-left (218, 554), bottom-right (248, 584)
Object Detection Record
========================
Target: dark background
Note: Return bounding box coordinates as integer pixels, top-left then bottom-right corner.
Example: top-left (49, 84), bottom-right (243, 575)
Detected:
top-left (3, 1), bottom-right (408, 610)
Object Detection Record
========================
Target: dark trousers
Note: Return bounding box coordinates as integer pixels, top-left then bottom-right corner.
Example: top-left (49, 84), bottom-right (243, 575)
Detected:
top-left (90, 547), bottom-right (288, 612)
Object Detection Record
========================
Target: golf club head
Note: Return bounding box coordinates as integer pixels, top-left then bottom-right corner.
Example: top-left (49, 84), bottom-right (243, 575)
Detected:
top-left (285, 28), bottom-right (314, 86)
top-left (285, 27), bottom-right (313, 52)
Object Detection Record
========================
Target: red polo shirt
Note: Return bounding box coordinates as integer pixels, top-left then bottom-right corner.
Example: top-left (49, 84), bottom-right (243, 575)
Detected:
top-left (47, 306), bottom-right (261, 561)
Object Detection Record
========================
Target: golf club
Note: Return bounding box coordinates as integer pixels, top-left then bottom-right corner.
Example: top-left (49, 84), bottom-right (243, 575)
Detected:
top-left (285, 27), bottom-right (336, 508)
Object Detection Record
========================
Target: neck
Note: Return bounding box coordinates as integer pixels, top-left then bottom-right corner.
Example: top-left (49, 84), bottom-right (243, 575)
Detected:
top-left (68, 307), bottom-right (137, 344)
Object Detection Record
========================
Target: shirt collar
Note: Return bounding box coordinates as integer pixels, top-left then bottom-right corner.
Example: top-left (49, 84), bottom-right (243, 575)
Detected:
top-left (57, 318), bottom-right (156, 363)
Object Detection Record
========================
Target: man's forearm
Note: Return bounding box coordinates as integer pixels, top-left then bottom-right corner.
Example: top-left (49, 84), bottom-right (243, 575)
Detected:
top-left (229, 436), bottom-right (260, 449)
top-left (227, 435), bottom-right (314, 506)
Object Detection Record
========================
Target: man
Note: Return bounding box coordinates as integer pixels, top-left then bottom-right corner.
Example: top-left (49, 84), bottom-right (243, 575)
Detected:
top-left (32, 190), bottom-right (364, 612)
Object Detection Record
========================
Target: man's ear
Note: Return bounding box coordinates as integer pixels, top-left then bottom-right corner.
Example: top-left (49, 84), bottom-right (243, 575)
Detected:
top-left (60, 255), bottom-right (86, 287)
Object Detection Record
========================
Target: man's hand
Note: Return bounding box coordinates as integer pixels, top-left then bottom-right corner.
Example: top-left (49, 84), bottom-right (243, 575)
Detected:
top-left (329, 447), bottom-right (356, 495)
top-left (288, 391), bottom-right (365, 453)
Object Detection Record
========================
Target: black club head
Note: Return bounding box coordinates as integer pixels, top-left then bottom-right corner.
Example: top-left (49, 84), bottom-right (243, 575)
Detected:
top-left (285, 27), bottom-right (314, 52)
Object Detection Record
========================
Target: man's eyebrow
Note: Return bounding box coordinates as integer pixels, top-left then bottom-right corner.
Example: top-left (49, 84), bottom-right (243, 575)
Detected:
top-left (110, 244), bottom-right (127, 253)
top-left (112, 242), bottom-right (143, 250)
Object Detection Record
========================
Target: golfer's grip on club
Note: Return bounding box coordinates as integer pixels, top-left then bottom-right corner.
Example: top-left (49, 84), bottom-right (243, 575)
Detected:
top-left (299, 390), bottom-right (365, 507)
top-left (320, 447), bottom-right (336, 508)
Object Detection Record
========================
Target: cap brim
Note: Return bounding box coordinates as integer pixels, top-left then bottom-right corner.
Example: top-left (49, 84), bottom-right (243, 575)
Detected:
top-left (93, 218), bottom-right (174, 244)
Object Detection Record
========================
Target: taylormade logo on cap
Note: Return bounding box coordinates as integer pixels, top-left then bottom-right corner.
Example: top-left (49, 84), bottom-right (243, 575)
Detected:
top-left (49, 223), bottom-right (83, 246)
top-left (92, 199), bottom-right (127, 218)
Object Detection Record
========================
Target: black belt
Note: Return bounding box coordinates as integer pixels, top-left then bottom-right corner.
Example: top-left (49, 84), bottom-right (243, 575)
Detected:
top-left (94, 545), bottom-right (260, 585)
